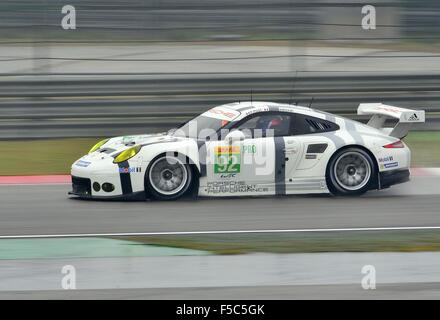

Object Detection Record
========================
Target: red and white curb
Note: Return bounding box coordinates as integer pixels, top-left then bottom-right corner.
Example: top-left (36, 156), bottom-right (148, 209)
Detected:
top-left (410, 168), bottom-right (440, 177)
top-left (0, 175), bottom-right (71, 185)
top-left (0, 168), bottom-right (439, 185)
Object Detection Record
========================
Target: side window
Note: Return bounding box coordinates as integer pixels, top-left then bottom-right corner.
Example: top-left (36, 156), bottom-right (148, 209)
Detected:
top-left (292, 114), bottom-right (339, 135)
top-left (235, 113), bottom-right (292, 138)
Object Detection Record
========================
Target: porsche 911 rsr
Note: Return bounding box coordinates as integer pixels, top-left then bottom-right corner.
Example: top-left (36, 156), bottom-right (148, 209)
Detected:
top-left (69, 101), bottom-right (425, 200)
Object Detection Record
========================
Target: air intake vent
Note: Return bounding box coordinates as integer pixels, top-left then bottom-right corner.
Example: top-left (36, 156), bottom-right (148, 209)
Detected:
top-left (306, 118), bottom-right (331, 132)
top-left (307, 143), bottom-right (328, 153)
top-left (99, 148), bottom-right (116, 154)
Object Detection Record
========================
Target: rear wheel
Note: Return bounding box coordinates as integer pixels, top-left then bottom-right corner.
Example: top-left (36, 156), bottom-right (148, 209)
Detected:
top-left (146, 155), bottom-right (193, 200)
top-left (327, 147), bottom-right (376, 196)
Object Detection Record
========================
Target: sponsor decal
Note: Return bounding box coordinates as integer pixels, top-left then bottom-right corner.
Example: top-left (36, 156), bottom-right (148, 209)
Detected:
top-left (245, 107), bottom-right (269, 116)
top-left (214, 146), bottom-right (241, 174)
top-left (75, 160), bottom-right (91, 167)
top-left (118, 167), bottom-right (142, 174)
top-left (215, 146), bottom-right (240, 154)
top-left (278, 107), bottom-right (296, 113)
top-left (384, 162), bottom-right (399, 169)
top-left (205, 181), bottom-right (269, 194)
top-left (406, 113), bottom-right (420, 122)
top-left (378, 156), bottom-right (394, 163)
top-left (305, 154), bottom-right (317, 159)
top-left (379, 156), bottom-right (398, 169)
top-left (376, 106), bottom-right (400, 114)
top-left (205, 107), bottom-right (240, 120)
top-left (214, 144), bottom-right (257, 175)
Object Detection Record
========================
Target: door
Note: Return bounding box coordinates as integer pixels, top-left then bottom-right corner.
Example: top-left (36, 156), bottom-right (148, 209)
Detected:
top-left (204, 136), bottom-right (275, 196)
top-left (204, 112), bottom-right (304, 196)
top-left (283, 136), bottom-right (303, 185)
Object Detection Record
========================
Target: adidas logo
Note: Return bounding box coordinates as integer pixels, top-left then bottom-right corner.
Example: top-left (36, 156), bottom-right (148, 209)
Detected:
top-left (407, 113), bottom-right (419, 121)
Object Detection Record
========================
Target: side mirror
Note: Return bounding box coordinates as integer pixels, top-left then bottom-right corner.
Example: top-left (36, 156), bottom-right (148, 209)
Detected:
top-left (225, 130), bottom-right (245, 143)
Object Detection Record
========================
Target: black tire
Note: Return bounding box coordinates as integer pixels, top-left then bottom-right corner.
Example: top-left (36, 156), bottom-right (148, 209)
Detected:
top-left (145, 154), bottom-right (194, 200)
top-left (326, 147), bottom-right (376, 196)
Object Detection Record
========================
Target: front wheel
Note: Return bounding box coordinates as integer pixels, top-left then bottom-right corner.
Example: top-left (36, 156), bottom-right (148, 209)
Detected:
top-left (327, 147), bottom-right (376, 196)
top-left (145, 155), bottom-right (193, 200)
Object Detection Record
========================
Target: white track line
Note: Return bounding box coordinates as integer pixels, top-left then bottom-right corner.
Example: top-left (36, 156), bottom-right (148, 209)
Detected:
top-left (1, 226), bottom-right (440, 239)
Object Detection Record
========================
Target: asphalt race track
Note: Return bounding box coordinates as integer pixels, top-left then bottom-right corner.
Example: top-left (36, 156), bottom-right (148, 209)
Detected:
top-left (0, 176), bottom-right (439, 236)
top-left (3, 283), bottom-right (440, 300)
top-left (0, 176), bottom-right (439, 299)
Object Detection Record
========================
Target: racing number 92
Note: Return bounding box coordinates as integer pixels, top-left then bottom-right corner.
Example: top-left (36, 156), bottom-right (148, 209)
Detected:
top-left (214, 146), bottom-right (241, 174)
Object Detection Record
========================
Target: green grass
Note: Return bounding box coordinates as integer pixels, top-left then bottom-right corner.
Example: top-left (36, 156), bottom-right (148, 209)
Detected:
top-left (0, 131), bottom-right (438, 176)
top-left (404, 131), bottom-right (440, 168)
top-left (0, 138), bottom-right (99, 175)
top-left (0, 237), bottom-right (209, 260)
top-left (114, 230), bottom-right (440, 255)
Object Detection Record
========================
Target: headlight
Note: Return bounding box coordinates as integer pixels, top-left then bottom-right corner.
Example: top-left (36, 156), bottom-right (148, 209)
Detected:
top-left (113, 145), bottom-right (141, 163)
top-left (88, 139), bottom-right (109, 154)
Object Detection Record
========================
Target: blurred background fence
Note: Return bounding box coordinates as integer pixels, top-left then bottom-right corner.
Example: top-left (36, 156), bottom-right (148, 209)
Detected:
top-left (1, 0), bottom-right (439, 42)
top-left (0, 0), bottom-right (439, 138)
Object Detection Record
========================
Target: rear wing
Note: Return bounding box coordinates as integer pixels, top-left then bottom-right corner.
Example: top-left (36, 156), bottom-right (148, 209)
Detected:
top-left (358, 103), bottom-right (425, 139)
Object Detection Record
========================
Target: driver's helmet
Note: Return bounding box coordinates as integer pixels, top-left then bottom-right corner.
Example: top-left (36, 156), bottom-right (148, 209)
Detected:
top-left (268, 117), bottom-right (282, 129)
top-left (257, 115), bottom-right (284, 130)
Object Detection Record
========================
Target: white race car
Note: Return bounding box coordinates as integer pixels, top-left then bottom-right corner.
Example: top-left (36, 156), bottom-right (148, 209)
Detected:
top-left (69, 101), bottom-right (425, 200)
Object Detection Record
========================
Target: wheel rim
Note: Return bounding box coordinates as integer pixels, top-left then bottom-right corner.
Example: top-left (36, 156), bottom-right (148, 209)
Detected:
top-left (333, 151), bottom-right (371, 191)
top-left (149, 157), bottom-right (188, 195)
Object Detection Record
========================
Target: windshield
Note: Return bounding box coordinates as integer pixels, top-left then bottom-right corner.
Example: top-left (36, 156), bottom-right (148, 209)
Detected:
top-left (171, 115), bottom-right (230, 139)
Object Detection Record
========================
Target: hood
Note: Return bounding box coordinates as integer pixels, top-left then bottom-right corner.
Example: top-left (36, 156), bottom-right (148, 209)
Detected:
top-left (97, 132), bottom-right (185, 155)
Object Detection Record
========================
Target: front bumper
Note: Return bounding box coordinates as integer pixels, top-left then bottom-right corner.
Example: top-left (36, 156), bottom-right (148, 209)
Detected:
top-left (69, 176), bottom-right (145, 200)
top-left (379, 168), bottom-right (410, 189)
top-left (69, 150), bottom-right (146, 199)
